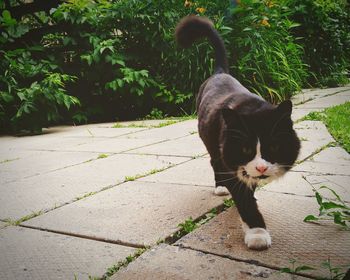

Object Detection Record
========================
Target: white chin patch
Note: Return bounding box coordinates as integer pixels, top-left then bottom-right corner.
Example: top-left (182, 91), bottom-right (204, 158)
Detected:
top-left (214, 186), bottom-right (230, 196)
top-left (244, 228), bottom-right (271, 250)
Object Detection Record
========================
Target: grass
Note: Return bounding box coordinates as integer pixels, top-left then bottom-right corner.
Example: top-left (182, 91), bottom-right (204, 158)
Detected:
top-left (174, 199), bottom-right (235, 239)
top-left (303, 102), bottom-right (350, 152)
top-left (0, 158), bottom-right (20, 164)
top-left (124, 167), bottom-right (170, 182)
top-left (97, 248), bottom-right (148, 280)
top-left (4, 210), bottom-right (43, 226)
top-left (112, 115), bottom-right (197, 129)
top-left (97, 153), bottom-right (108, 159)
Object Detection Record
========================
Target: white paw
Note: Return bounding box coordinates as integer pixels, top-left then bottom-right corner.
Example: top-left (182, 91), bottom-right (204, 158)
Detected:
top-left (244, 228), bottom-right (271, 250)
top-left (214, 186), bottom-right (229, 196)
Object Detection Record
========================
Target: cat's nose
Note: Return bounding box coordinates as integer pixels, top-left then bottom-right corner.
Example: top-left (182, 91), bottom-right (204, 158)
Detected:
top-left (256, 165), bottom-right (268, 174)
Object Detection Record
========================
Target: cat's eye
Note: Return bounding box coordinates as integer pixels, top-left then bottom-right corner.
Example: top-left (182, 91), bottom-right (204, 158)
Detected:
top-left (242, 147), bottom-right (253, 155)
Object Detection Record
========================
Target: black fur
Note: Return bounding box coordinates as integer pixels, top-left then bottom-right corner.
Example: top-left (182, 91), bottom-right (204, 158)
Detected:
top-left (175, 16), bottom-right (300, 233)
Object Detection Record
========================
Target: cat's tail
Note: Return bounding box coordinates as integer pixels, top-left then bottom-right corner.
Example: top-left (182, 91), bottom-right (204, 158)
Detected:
top-left (175, 15), bottom-right (228, 74)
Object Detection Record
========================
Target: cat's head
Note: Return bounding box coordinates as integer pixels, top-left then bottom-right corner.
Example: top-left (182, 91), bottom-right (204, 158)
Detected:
top-left (221, 100), bottom-right (300, 187)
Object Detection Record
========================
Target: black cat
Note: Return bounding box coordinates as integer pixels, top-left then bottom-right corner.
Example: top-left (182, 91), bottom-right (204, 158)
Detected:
top-left (175, 16), bottom-right (300, 250)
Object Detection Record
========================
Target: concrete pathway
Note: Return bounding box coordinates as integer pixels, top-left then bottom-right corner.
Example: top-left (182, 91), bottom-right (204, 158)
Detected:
top-left (0, 86), bottom-right (349, 279)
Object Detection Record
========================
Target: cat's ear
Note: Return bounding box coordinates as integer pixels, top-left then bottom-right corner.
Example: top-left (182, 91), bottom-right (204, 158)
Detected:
top-left (276, 100), bottom-right (292, 117)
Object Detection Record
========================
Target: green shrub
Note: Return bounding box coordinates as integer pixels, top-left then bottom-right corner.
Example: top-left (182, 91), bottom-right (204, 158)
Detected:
top-left (284, 0), bottom-right (350, 86)
top-left (1, 0), bottom-right (348, 133)
top-left (226, 0), bottom-right (308, 103)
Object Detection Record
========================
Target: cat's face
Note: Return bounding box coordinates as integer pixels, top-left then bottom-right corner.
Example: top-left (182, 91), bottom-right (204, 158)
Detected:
top-left (221, 100), bottom-right (300, 187)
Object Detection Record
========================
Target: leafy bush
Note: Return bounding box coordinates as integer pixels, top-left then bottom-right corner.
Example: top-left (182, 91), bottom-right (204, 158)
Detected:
top-left (227, 0), bottom-right (308, 102)
top-left (0, 0), bottom-right (349, 133)
top-left (284, 0), bottom-right (350, 86)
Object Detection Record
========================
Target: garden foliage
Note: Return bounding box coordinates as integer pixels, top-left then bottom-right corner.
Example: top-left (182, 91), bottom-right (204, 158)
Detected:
top-left (0, 0), bottom-right (349, 133)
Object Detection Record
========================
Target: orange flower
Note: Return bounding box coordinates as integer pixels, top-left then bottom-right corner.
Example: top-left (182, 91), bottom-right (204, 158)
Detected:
top-left (260, 18), bottom-right (270, 27)
top-left (184, 0), bottom-right (193, 7)
top-left (196, 7), bottom-right (206, 14)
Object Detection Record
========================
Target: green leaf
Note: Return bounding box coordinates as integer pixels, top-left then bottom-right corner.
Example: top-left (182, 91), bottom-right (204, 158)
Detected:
top-left (304, 215), bottom-right (319, 222)
top-left (279, 268), bottom-right (292, 273)
top-left (0, 92), bottom-right (14, 103)
top-left (315, 192), bottom-right (323, 206)
top-left (322, 202), bottom-right (348, 210)
top-left (333, 212), bottom-right (347, 227)
top-left (2, 10), bottom-right (17, 26)
top-left (17, 91), bottom-right (26, 101)
top-left (116, 79), bottom-right (124, 88)
top-left (295, 265), bottom-right (315, 273)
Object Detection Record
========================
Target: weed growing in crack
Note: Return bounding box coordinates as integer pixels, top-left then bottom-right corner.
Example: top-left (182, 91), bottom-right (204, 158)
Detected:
top-left (97, 154), bottom-right (108, 159)
top-left (100, 248), bottom-right (147, 279)
top-left (177, 217), bottom-right (198, 236)
top-left (75, 192), bottom-right (97, 201)
top-left (124, 167), bottom-right (169, 182)
top-left (0, 158), bottom-right (20, 164)
top-left (223, 198), bottom-right (235, 209)
top-left (280, 258), bottom-right (348, 280)
top-left (304, 186), bottom-right (350, 230)
top-left (280, 258), bottom-right (315, 275)
top-left (5, 211), bottom-right (43, 226)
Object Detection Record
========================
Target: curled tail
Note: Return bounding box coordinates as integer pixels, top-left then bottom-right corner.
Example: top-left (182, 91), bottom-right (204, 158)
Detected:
top-left (175, 15), bottom-right (228, 74)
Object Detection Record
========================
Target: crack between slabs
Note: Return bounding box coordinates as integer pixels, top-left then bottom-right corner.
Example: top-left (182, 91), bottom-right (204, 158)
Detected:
top-left (173, 244), bottom-right (316, 279)
top-left (18, 224), bottom-right (145, 249)
top-left (5, 155), bottom-right (202, 225)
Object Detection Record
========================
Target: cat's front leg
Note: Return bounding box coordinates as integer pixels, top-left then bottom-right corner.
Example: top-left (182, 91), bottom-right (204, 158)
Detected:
top-left (228, 181), bottom-right (271, 250)
top-left (210, 158), bottom-right (230, 196)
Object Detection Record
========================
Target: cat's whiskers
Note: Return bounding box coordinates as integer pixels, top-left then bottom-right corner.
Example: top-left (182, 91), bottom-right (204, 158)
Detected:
top-left (214, 171), bottom-right (236, 175)
top-left (215, 177), bottom-right (237, 184)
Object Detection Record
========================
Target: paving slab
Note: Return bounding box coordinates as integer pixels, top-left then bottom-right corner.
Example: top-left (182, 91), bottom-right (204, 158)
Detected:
top-left (263, 171), bottom-right (350, 202)
top-left (63, 137), bottom-right (164, 153)
top-left (305, 174), bottom-right (350, 202)
top-left (176, 191), bottom-right (350, 279)
top-left (0, 134), bottom-right (98, 152)
top-left (112, 244), bottom-right (306, 280)
top-left (291, 86), bottom-right (350, 105)
top-left (294, 121), bottom-right (334, 161)
top-left (295, 92), bottom-right (350, 110)
top-left (293, 147), bottom-right (350, 176)
top-left (0, 226), bottom-right (135, 280)
top-left (291, 108), bottom-right (316, 122)
top-left (0, 154), bottom-right (186, 220)
top-left (140, 157), bottom-right (214, 187)
top-left (111, 119), bottom-right (177, 128)
top-left (120, 119), bottom-right (198, 141)
top-left (0, 150), bottom-right (101, 184)
top-left (128, 134), bottom-right (207, 157)
top-left (24, 181), bottom-right (228, 247)
top-left (59, 127), bottom-right (146, 138)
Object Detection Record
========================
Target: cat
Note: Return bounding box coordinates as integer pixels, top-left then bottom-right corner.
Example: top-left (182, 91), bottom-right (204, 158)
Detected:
top-left (175, 15), bottom-right (300, 250)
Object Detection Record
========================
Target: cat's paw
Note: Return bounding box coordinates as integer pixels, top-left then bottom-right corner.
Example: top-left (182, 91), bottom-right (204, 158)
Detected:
top-left (214, 186), bottom-right (229, 196)
top-left (244, 228), bottom-right (271, 250)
